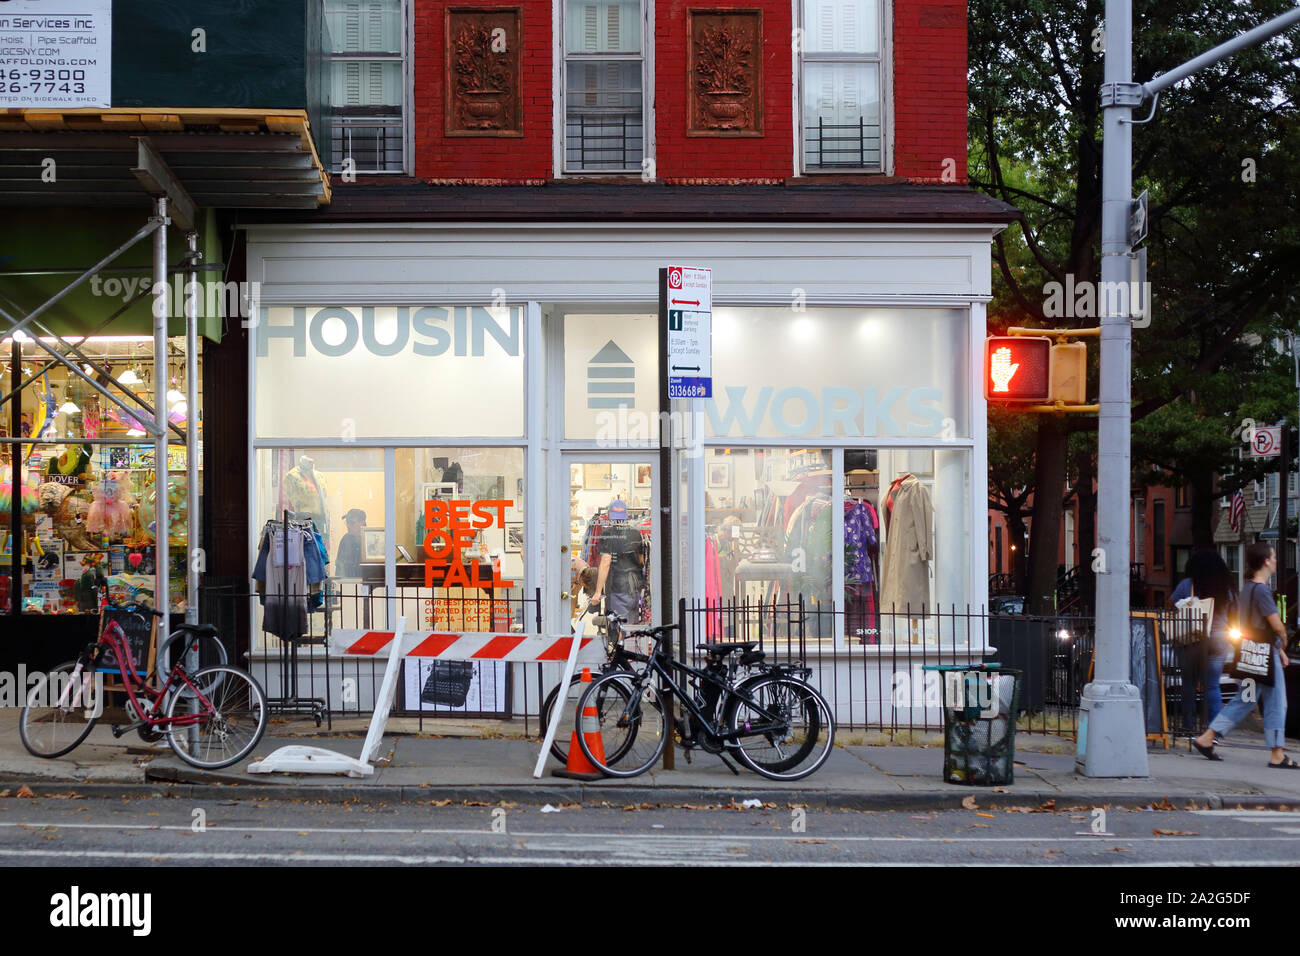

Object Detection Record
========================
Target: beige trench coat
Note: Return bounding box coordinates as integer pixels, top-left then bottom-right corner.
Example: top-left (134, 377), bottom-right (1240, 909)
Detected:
top-left (880, 475), bottom-right (932, 613)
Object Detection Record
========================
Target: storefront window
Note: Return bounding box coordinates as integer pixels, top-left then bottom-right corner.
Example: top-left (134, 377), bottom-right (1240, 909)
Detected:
top-left (2, 335), bottom-right (201, 615)
top-left (568, 459), bottom-right (653, 624)
top-left (255, 306), bottom-right (525, 439)
top-left (707, 307), bottom-right (969, 440)
top-left (563, 312), bottom-right (659, 441)
top-left (253, 447), bottom-right (385, 644)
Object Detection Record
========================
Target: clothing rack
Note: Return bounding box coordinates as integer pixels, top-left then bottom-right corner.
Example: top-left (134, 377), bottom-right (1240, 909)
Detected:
top-left (266, 508), bottom-right (329, 728)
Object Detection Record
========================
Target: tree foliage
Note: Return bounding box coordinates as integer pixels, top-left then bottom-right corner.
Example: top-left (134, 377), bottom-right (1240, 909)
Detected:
top-left (970, 0), bottom-right (1300, 604)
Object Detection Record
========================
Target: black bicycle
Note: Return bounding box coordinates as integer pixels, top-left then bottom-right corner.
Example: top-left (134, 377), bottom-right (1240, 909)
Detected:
top-left (574, 622), bottom-right (835, 781)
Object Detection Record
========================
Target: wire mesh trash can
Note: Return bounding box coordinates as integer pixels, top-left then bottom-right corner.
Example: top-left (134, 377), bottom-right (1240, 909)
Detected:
top-left (923, 664), bottom-right (1022, 786)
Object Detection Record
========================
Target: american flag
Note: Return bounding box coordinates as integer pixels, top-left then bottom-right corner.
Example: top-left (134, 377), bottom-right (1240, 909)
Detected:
top-left (1229, 490), bottom-right (1245, 531)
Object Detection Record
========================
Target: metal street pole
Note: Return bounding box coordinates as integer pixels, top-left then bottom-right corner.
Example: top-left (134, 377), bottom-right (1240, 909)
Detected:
top-left (1079, 0), bottom-right (1149, 777)
top-left (1082, 2), bottom-right (1300, 776)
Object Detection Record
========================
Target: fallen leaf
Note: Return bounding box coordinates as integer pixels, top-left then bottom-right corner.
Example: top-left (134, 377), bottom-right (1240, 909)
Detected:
top-left (16, 786), bottom-right (34, 799)
top-left (961, 796), bottom-right (978, 810)
top-left (795, 839), bottom-right (826, 844)
top-left (1152, 829), bottom-right (1197, 837)
top-left (976, 812), bottom-right (995, 818)
top-left (1151, 797), bottom-right (1176, 811)
top-left (1036, 800), bottom-right (1056, 812)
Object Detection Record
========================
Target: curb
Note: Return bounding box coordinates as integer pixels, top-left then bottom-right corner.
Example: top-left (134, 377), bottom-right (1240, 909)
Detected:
top-left (2, 775), bottom-right (1296, 812)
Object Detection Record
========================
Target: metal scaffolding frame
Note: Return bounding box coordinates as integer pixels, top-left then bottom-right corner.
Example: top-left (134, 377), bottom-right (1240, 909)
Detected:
top-left (0, 175), bottom-right (203, 649)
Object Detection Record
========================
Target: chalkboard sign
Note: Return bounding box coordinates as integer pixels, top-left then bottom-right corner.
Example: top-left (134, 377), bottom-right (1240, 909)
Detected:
top-left (1086, 613), bottom-right (1169, 747)
top-left (97, 606), bottom-right (157, 680)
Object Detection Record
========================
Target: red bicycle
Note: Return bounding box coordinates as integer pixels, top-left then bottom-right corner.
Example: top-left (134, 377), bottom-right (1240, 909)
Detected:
top-left (19, 604), bottom-right (267, 769)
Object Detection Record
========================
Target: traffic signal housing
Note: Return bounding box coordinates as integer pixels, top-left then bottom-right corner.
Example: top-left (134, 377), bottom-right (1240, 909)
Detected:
top-left (984, 336), bottom-right (1051, 403)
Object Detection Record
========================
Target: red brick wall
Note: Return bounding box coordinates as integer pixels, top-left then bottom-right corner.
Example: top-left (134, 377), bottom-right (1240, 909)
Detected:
top-left (413, 0), bottom-right (553, 181)
top-left (654, 0), bottom-right (792, 182)
top-left (892, 0), bottom-right (968, 182)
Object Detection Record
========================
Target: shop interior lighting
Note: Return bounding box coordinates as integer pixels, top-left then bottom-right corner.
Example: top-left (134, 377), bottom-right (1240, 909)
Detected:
top-left (58, 399), bottom-right (80, 415)
top-left (119, 368), bottom-right (142, 385)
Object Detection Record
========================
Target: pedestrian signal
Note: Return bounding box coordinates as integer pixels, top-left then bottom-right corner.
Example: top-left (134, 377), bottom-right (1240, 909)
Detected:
top-left (984, 336), bottom-right (1051, 403)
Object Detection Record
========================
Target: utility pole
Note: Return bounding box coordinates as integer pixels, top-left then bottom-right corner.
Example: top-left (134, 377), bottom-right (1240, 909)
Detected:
top-left (1081, 1), bottom-right (1300, 777)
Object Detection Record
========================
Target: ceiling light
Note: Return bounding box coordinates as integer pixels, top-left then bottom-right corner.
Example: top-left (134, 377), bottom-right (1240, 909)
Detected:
top-left (119, 368), bottom-right (142, 385)
top-left (166, 388), bottom-right (185, 404)
top-left (58, 400), bottom-right (80, 415)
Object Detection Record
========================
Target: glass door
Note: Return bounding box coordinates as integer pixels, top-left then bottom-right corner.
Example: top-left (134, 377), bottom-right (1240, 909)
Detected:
top-left (558, 454), bottom-right (657, 631)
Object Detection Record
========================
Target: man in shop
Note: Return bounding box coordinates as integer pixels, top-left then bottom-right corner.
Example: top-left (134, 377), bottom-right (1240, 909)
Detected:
top-left (335, 508), bottom-right (366, 578)
top-left (589, 498), bottom-right (645, 623)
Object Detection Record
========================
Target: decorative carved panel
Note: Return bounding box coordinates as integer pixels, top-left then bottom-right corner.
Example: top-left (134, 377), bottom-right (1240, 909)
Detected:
top-left (445, 7), bottom-right (523, 137)
top-left (688, 9), bottom-right (763, 136)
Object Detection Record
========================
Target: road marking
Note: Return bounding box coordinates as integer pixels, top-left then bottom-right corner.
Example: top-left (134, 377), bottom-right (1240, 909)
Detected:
top-left (1, 820), bottom-right (1299, 844)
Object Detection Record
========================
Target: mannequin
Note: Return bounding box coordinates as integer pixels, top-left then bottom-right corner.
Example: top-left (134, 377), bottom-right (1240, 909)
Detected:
top-left (282, 455), bottom-right (330, 542)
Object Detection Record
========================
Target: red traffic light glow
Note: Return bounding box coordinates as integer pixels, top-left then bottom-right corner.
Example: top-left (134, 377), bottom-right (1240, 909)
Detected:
top-left (984, 336), bottom-right (1051, 402)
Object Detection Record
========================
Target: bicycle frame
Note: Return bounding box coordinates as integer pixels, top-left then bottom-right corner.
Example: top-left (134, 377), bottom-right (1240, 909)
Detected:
top-left (80, 620), bottom-right (215, 732)
top-left (622, 632), bottom-right (792, 745)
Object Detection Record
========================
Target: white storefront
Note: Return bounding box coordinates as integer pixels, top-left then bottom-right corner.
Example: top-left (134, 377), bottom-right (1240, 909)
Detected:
top-left (243, 219), bottom-right (1004, 724)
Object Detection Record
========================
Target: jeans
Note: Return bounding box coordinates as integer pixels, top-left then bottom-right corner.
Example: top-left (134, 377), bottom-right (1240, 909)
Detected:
top-left (1209, 650), bottom-right (1286, 749)
top-left (1206, 653), bottom-right (1226, 724)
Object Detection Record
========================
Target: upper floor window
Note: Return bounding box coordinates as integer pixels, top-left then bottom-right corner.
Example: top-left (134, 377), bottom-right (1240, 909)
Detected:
top-left (799, 0), bottom-right (884, 172)
top-left (324, 0), bottom-right (406, 174)
top-left (1254, 478), bottom-right (1266, 506)
top-left (563, 0), bottom-right (645, 173)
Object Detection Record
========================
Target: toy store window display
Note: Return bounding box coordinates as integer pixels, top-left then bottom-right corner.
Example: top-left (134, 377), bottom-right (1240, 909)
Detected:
top-left (12, 442), bottom-right (190, 615)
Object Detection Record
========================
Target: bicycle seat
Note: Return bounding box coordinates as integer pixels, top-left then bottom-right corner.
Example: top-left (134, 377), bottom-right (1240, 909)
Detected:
top-left (697, 641), bottom-right (758, 655)
top-left (171, 623), bottom-right (220, 639)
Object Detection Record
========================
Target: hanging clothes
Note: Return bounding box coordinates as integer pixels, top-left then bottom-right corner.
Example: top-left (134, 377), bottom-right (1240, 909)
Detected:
top-left (880, 475), bottom-right (932, 613)
top-left (845, 499), bottom-right (880, 643)
top-left (704, 534), bottom-right (722, 642)
top-left (252, 517), bottom-right (329, 640)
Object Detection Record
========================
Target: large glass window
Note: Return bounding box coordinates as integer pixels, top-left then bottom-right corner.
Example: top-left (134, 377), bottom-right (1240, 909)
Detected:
top-left (562, 312), bottom-right (658, 441)
top-left (324, 0), bottom-right (406, 174)
top-left (255, 306), bottom-right (525, 439)
top-left (564, 0), bottom-right (645, 172)
top-left (800, 0), bottom-right (884, 171)
top-left (2, 335), bottom-right (201, 615)
top-left (707, 307), bottom-right (968, 440)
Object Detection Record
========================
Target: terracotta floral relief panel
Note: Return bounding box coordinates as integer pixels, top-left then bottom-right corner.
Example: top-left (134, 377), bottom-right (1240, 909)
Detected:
top-left (446, 7), bottom-right (523, 136)
top-left (688, 9), bottom-right (763, 136)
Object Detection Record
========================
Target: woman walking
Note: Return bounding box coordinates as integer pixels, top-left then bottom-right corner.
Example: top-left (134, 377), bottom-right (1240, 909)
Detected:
top-left (1192, 543), bottom-right (1294, 768)
top-left (1170, 550), bottom-right (1234, 723)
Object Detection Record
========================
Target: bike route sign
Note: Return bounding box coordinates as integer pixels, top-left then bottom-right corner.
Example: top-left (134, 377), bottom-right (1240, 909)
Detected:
top-left (665, 264), bottom-right (712, 399)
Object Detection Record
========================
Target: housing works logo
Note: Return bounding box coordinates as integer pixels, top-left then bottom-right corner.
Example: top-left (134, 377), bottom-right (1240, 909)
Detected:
top-left (255, 306), bottom-right (521, 358)
top-left (50, 886), bottom-right (151, 936)
top-left (587, 340), bottom-right (635, 409)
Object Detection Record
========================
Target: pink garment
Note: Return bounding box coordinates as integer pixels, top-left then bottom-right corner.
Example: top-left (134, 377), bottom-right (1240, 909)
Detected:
top-left (704, 535), bottom-right (722, 642)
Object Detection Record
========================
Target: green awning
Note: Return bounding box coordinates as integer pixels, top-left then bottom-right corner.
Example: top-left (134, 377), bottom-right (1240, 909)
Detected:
top-left (0, 207), bottom-right (225, 342)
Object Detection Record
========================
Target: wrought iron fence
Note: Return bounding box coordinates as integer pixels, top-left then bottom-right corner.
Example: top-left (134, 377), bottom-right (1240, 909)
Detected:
top-left (195, 584), bottom-right (1213, 745)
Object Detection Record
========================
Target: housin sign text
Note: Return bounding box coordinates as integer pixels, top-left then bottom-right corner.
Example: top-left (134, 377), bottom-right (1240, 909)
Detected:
top-left (256, 306), bottom-right (520, 358)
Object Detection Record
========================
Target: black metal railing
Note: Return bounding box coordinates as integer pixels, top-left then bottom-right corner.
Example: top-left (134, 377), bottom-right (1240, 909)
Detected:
top-left (804, 116), bottom-right (881, 170)
top-left (565, 111), bottom-right (643, 171)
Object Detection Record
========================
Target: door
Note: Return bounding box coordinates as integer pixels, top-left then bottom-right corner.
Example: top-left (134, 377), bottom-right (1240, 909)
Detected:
top-left (557, 454), bottom-right (657, 630)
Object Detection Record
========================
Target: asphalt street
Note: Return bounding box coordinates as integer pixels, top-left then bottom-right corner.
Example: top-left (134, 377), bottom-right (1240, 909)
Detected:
top-left (2, 795), bottom-right (1299, 867)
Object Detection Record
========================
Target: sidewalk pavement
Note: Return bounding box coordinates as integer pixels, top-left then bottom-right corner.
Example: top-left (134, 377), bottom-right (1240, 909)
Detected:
top-left (5, 711), bottom-right (1300, 810)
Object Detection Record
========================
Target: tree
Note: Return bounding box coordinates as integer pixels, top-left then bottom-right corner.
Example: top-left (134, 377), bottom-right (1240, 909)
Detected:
top-left (970, 0), bottom-right (1300, 613)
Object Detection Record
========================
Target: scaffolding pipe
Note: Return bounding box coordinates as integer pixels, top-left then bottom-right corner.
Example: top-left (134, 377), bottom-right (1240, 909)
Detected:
top-left (152, 197), bottom-right (169, 650)
top-left (185, 232), bottom-right (199, 626)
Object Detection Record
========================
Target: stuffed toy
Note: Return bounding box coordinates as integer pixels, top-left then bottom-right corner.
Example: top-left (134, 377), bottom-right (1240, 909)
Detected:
top-left (37, 481), bottom-right (71, 515)
top-left (86, 471), bottom-right (135, 537)
top-left (55, 494), bottom-right (97, 552)
top-left (140, 476), bottom-right (187, 545)
top-left (45, 444), bottom-right (92, 480)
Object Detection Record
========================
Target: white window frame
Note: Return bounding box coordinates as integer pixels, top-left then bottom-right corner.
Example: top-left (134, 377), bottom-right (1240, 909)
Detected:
top-left (323, 0), bottom-right (410, 176)
top-left (793, 0), bottom-right (892, 175)
top-left (557, 0), bottom-right (652, 175)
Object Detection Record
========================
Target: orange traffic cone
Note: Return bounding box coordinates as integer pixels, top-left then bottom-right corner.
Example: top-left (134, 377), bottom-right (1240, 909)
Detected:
top-left (552, 668), bottom-right (606, 781)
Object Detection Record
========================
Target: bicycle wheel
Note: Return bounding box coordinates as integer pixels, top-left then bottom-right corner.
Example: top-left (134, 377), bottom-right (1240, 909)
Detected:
top-left (164, 666), bottom-right (267, 770)
top-left (724, 676), bottom-right (835, 781)
top-left (156, 629), bottom-right (228, 698)
top-left (19, 661), bottom-right (101, 758)
top-left (541, 678), bottom-right (581, 764)
top-left (575, 672), bottom-right (666, 778)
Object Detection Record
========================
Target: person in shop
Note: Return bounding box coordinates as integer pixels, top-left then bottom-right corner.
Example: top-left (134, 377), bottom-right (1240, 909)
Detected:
top-left (589, 498), bottom-right (644, 623)
top-left (335, 508), bottom-right (366, 578)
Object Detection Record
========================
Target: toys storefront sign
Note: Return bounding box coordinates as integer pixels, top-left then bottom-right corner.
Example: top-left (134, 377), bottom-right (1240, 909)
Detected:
top-left (423, 498), bottom-right (515, 589)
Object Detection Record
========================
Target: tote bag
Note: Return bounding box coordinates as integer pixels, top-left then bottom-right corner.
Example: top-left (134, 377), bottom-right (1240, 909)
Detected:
top-left (1228, 582), bottom-right (1275, 684)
